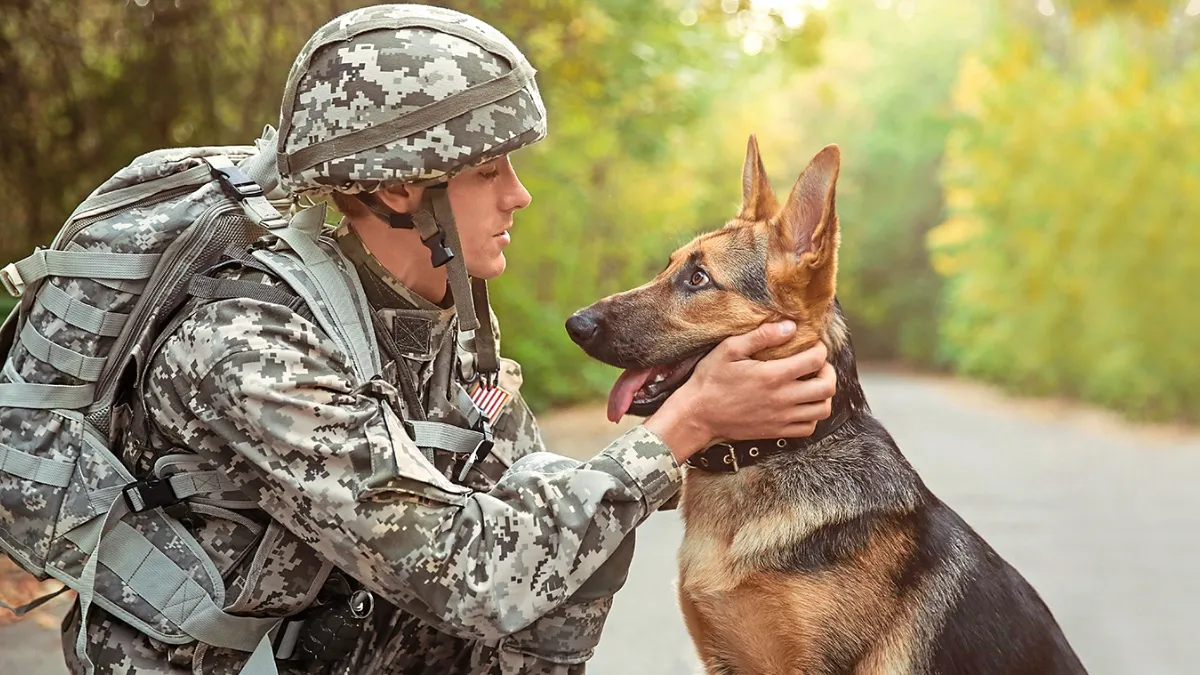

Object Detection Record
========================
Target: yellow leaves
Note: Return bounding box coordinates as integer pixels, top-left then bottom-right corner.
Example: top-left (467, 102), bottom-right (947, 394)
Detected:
top-left (573, 1), bottom-right (616, 43)
top-left (950, 55), bottom-right (995, 118)
top-left (927, 215), bottom-right (984, 276)
top-left (943, 187), bottom-right (975, 212)
top-left (934, 15), bottom-right (1200, 422)
top-left (1065, 0), bottom-right (1174, 27)
top-left (1163, 101), bottom-right (1186, 129)
top-left (926, 212), bottom-right (984, 249)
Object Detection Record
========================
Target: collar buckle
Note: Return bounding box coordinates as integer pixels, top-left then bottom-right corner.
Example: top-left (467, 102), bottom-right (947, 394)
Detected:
top-left (722, 444), bottom-right (739, 471)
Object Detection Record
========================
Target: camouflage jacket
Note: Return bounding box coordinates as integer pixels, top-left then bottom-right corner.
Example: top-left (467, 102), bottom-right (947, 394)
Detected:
top-left (62, 225), bottom-right (682, 675)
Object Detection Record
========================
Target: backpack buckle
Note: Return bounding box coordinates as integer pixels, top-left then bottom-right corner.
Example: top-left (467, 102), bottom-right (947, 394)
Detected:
top-left (473, 419), bottom-right (495, 458)
top-left (122, 477), bottom-right (180, 513)
top-left (0, 262), bottom-right (25, 297)
top-left (211, 164), bottom-right (265, 200)
top-left (456, 420), bottom-right (494, 482)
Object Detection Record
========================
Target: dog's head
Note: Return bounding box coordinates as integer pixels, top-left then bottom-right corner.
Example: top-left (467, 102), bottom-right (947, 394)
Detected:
top-left (567, 135), bottom-right (846, 421)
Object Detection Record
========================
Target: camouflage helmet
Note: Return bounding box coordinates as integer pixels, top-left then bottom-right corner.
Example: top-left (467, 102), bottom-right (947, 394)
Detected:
top-left (276, 4), bottom-right (548, 196)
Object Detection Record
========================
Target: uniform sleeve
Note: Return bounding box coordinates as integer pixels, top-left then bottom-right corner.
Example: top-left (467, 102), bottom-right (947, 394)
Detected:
top-left (497, 343), bottom-right (679, 517)
top-left (146, 297), bottom-right (681, 644)
top-left (491, 451), bottom-right (638, 671)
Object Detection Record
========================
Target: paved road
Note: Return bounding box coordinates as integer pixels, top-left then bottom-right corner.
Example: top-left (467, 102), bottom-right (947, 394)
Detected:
top-left (4, 369), bottom-right (1199, 674)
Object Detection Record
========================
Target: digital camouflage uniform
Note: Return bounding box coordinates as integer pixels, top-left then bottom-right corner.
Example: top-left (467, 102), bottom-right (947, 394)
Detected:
top-left (62, 225), bottom-right (681, 675)
top-left (56, 4), bottom-right (683, 675)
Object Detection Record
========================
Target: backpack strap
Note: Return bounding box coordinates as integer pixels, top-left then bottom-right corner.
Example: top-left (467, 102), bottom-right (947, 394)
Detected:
top-left (0, 438), bottom-right (75, 487)
top-left (0, 381), bottom-right (96, 409)
top-left (204, 156), bottom-right (288, 231)
top-left (405, 420), bottom-right (491, 482)
top-left (37, 281), bottom-right (129, 337)
top-left (69, 489), bottom-right (286, 675)
top-left (248, 204), bottom-right (382, 382)
top-left (405, 421), bottom-right (487, 456)
top-left (248, 206), bottom-right (497, 468)
top-left (187, 275), bottom-right (304, 311)
top-left (0, 250), bottom-right (161, 298)
top-left (0, 584), bottom-right (71, 617)
top-left (18, 321), bottom-right (108, 381)
top-left (80, 469), bottom-right (241, 515)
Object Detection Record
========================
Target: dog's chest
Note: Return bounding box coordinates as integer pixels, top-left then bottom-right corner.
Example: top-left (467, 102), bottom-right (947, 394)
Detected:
top-left (677, 470), bottom-right (759, 596)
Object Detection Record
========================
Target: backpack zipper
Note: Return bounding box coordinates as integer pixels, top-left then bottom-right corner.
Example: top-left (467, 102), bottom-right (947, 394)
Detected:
top-left (51, 185), bottom-right (201, 252)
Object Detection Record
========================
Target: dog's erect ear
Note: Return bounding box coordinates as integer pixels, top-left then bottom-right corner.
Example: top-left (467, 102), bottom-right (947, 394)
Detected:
top-left (738, 134), bottom-right (778, 222)
top-left (775, 144), bottom-right (841, 307)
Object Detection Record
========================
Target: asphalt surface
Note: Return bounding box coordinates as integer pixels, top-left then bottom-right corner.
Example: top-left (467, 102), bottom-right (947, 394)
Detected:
top-left (3, 368), bottom-right (1198, 674)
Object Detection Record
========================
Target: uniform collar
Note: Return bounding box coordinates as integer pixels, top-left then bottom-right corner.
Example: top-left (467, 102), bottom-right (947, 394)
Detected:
top-left (334, 221), bottom-right (455, 318)
top-left (335, 222), bottom-right (458, 363)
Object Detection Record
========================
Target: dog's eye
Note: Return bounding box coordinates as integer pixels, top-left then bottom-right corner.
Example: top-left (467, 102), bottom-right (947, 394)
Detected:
top-left (687, 269), bottom-right (711, 289)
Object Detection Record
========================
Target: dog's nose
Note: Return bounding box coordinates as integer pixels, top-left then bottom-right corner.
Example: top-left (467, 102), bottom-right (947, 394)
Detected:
top-left (565, 310), bottom-right (601, 346)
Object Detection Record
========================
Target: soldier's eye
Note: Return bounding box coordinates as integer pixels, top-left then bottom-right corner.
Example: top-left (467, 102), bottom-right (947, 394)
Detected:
top-left (687, 269), bottom-right (711, 289)
top-left (480, 169), bottom-right (500, 180)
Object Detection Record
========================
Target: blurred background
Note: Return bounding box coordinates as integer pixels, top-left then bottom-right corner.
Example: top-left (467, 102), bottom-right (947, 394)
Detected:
top-left (2, 1), bottom-right (1199, 673)
top-left (2, 0), bottom-right (1197, 418)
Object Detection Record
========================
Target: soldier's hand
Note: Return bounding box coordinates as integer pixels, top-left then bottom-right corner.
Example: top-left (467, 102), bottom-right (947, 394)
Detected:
top-left (644, 321), bottom-right (836, 463)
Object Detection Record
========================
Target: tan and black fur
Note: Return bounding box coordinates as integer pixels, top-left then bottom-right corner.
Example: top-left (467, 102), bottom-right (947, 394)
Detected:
top-left (566, 137), bottom-right (1088, 674)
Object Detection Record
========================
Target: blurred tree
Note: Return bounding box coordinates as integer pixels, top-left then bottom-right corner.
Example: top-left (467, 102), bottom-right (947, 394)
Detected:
top-left (704, 0), bottom-right (987, 366)
top-left (0, 0), bottom-right (323, 263)
top-left (1061, 0), bottom-right (1176, 25)
top-left (931, 1), bottom-right (1200, 422)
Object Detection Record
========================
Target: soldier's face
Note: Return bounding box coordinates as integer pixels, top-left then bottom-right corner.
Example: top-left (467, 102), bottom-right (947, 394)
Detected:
top-left (446, 155), bottom-right (532, 279)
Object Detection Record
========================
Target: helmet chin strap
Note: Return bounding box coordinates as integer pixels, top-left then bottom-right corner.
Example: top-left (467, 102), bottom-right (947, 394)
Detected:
top-left (355, 190), bottom-right (454, 266)
top-left (355, 188), bottom-right (500, 384)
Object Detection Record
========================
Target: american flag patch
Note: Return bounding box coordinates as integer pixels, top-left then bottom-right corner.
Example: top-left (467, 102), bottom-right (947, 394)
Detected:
top-left (468, 381), bottom-right (512, 425)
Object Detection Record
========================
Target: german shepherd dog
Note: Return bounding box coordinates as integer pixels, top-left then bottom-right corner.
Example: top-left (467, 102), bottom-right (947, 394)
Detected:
top-left (565, 137), bottom-right (1088, 674)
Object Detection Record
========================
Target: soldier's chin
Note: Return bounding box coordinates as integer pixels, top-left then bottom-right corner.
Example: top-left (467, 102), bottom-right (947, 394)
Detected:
top-left (466, 252), bottom-right (506, 280)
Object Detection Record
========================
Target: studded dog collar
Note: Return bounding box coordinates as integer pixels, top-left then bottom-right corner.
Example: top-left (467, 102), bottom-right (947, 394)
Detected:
top-left (684, 408), bottom-right (852, 473)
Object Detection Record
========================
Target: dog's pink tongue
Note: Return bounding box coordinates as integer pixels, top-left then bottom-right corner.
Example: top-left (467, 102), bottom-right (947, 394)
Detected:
top-left (607, 368), bottom-right (653, 423)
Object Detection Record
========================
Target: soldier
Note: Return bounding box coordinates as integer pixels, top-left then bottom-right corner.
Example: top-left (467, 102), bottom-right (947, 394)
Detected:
top-left (61, 4), bottom-right (837, 675)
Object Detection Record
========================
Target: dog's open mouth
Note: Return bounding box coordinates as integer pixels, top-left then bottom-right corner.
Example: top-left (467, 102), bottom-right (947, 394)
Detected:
top-left (606, 350), bottom-right (709, 423)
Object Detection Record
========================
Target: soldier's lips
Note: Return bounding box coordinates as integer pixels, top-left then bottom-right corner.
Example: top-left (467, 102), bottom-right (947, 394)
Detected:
top-left (606, 351), bottom-right (707, 423)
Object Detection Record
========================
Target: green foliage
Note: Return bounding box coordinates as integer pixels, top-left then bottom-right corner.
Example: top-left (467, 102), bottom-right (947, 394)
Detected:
top-left (0, 0), bottom-right (332, 264)
top-left (750, 0), bottom-right (987, 366)
top-left (931, 9), bottom-right (1200, 422)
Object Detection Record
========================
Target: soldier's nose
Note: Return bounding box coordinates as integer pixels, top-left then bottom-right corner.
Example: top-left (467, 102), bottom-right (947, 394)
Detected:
top-left (565, 309), bottom-right (602, 347)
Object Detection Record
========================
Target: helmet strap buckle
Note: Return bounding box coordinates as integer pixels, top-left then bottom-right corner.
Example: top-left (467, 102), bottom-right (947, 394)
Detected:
top-left (422, 230), bottom-right (454, 268)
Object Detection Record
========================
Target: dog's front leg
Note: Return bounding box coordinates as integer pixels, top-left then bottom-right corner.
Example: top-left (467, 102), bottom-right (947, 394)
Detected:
top-left (677, 586), bottom-right (729, 674)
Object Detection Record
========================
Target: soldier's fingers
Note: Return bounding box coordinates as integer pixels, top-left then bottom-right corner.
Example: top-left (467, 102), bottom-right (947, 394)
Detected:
top-left (779, 421), bottom-right (819, 439)
top-left (718, 321), bottom-right (797, 361)
top-left (781, 398), bottom-right (834, 425)
top-left (773, 363), bottom-right (837, 404)
top-left (762, 342), bottom-right (829, 382)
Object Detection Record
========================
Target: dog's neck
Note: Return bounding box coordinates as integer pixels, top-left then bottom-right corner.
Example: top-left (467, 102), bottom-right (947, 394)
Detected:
top-left (686, 301), bottom-right (869, 473)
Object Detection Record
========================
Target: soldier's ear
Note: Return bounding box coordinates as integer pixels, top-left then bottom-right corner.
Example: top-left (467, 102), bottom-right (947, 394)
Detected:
top-left (375, 183), bottom-right (425, 214)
